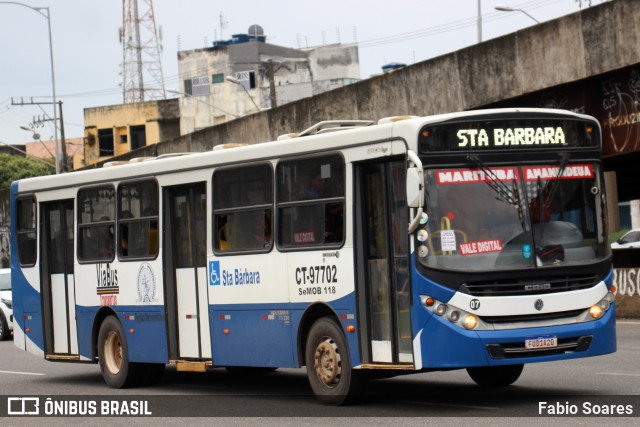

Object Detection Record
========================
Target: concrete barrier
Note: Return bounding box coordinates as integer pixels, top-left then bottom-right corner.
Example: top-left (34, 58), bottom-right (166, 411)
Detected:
top-left (613, 268), bottom-right (640, 319)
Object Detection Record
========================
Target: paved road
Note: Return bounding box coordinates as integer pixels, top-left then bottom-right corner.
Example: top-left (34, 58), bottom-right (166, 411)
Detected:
top-left (0, 320), bottom-right (638, 425)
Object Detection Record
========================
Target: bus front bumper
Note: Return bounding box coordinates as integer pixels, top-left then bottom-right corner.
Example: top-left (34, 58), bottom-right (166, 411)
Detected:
top-left (415, 305), bottom-right (617, 369)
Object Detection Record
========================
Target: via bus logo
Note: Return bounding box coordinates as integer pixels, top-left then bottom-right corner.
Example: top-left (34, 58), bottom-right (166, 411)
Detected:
top-left (209, 261), bottom-right (221, 286)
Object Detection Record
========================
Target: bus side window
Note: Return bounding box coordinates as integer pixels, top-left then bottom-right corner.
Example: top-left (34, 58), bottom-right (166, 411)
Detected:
top-left (277, 154), bottom-right (345, 248)
top-left (16, 197), bottom-right (37, 266)
top-left (77, 186), bottom-right (116, 262)
top-left (117, 181), bottom-right (159, 260)
top-left (213, 164), bottom-right (273, 254)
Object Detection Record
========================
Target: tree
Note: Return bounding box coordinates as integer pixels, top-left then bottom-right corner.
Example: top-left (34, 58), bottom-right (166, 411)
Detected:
top-left (0, 153), bottom-right (54, 190)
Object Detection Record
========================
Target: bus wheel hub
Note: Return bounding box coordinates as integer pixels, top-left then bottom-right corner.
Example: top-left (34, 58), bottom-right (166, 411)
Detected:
top-left (314, 338), bottom-right (341, 386)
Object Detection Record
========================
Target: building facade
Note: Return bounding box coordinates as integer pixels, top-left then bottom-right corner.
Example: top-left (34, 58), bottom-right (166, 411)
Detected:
top-left (25, 137), bottom-right (84, 171)
top-left (177, 27), bottom-right (360, 135)
top-left (83, 99), bottom-right (180, 166)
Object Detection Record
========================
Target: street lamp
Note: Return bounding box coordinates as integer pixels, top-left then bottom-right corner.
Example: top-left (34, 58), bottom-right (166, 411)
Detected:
top-left (20, 125), bottom-right (56, 159)
top-left (1, 2), bottom-right (60, 174)
top-left (495, 5), bottom-right (540, 24)
top-left (225, 75), bottom-right (261, 114)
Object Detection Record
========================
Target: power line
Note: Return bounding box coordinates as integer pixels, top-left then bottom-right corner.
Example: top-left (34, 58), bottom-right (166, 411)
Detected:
top-left (357, 0), bottom-right (563, 49)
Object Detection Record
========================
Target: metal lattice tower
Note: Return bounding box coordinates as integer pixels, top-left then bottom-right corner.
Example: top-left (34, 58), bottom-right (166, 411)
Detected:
top-left (121, 0), bottom-right (166, 103)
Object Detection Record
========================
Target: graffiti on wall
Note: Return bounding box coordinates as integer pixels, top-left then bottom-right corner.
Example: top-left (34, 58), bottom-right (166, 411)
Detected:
top-left (601, 68), bottom-right (640, 155)
top-left (613, 268), bottom-right (640, 319)
top-left (490, 64), bottom-right (640, 159)
top-left (614, 268), bottom-right (640, 297)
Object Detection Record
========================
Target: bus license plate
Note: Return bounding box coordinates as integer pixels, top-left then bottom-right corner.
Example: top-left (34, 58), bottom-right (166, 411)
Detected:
top-left (525, 336), bottom-right (558, 350)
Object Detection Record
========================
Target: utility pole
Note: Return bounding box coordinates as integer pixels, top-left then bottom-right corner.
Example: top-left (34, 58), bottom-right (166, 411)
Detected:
top-left (11, 97), bottom-right (67, 171)
top-left (267, 60), bottom-right (277, 108)
top-left (57, 101), bottom-right (68, 170)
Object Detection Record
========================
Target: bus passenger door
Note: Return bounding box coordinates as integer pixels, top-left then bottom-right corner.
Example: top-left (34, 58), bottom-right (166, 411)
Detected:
top-left (355, 159), bottom-right (413, 365)
top-left (163, 184), bottom-right (211, 360)
top-left (40, 200), bottom-right (78, 356)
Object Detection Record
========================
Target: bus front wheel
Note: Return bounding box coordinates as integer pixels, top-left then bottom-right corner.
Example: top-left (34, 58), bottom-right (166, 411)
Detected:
top-left (98, 316), bottom-right (142, 388)
top-left (304, 317), bottom-right (365, 405)
top-left (467, 364), bottom-right (524, 387)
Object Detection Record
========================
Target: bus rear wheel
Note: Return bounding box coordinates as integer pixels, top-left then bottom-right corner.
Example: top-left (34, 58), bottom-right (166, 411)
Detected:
top-left (305, 317), bottom-right (365, 405)
top-left (98, 316), bottom-right (142, 388)
top-left (467, 364), bottom-right (524, 387)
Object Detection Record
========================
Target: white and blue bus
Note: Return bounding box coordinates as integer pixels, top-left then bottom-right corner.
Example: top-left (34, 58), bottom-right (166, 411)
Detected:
top-left (10, 109), bottom-right (616, 404)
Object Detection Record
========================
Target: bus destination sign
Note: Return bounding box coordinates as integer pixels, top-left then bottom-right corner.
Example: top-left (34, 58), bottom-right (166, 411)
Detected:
top-left (456, 126), bottom-right (565, 148)
top-left (419, 118), bottom-right (599, 153)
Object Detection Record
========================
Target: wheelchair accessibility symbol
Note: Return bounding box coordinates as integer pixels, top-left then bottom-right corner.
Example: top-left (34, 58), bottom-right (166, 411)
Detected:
top-left (209, 260), bottom-right (221, 286)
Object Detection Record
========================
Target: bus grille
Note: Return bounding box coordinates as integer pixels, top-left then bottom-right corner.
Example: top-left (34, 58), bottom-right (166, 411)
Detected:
top-left (486, 336), bottom-right (592, 359)
top-left (460, 275), bottom-right (600, 297)
top-left (480, 309), bottom-right (585, 324)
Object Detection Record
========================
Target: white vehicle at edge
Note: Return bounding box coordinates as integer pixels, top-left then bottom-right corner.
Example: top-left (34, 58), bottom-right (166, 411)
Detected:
top-left (0, 268), bottom-right (13, 340)
top-left (611, 229), bottom-right (640, 249)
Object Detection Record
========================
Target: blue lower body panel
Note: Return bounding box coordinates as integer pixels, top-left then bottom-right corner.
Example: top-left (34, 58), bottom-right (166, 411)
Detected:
top-left (76, 305), bottom-right (168, 364)
top-left (418, 306), bottom-right (617, 369)
top-left (211, 306), bottom-right (295, 367)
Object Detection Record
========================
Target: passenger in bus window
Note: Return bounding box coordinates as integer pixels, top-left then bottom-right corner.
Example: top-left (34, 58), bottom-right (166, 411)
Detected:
top-left (324, 202), bottom-right (343, 243)
top-left (307, 173), bottom-right (325, 199)
top-left (252, 211), bottom-right (272, 249)
top-left (120, 210), bottom-right (134, 257)
top-left (99, 216), bottom-right (114, 259)
top-left (306, 172), bottom-right (344, 244)
top-left (141, 206), bottom-right (159, 256)
top-left (217, 216), bottom-right (229, 251)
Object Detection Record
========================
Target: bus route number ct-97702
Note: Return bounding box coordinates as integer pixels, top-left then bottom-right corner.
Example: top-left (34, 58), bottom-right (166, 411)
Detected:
top-left (295, 265), bottom-right (338, 295)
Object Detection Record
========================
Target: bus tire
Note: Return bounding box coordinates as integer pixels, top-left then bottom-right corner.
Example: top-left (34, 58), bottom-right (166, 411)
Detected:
top-left (467, 364), bottom-right (524, 387)
top-left (304, 317), bottom-right (365, 405)
top-left (0, 312), bottom-right (9, 341)
top-left (97, 316), bottom-right (142, 388)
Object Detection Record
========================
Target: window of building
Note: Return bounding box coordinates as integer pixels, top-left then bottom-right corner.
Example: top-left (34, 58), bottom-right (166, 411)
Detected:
top-left (77, 186), bottom-right (115, 262)
top-left (98, 129), bottom-right (114, 157)
top-left (233, 70), bottom-right (256, 89)
top-left (277, 154), bottom-right (345, 248)
top-left (130, 125), bottom-right (146, 150)
top-left (212, 73), bottom-right (225, 84)
top-left (118, 181), bottom-right (159, 259)
top-left (16, 197), bottom-right (37, 266)
top-left (213, 164), bottom-right (273, 253)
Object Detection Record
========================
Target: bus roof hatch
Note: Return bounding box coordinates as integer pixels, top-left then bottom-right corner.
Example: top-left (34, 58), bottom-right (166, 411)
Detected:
top-left (277, 120), bottom-right (374, 140)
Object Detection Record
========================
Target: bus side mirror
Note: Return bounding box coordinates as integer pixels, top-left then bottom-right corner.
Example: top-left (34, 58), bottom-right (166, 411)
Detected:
top-left (406, 167), bottom-right (422, 208)
top-left (406, 150), bottom-right (425, 234)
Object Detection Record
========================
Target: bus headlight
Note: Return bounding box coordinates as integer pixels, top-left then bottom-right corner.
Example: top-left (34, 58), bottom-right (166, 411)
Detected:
top-left (463, 314), bottom-right (478, 330)
top-left (589, 304), bottom-right (603, 320)
top-left (420, 296), bottom-right (486, 330)
top-left (589, 292), bottom-right (615, 320)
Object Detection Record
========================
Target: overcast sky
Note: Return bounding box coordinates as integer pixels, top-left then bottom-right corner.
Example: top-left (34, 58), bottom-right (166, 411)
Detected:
top-left (0, 0), bottom-right (608, 146)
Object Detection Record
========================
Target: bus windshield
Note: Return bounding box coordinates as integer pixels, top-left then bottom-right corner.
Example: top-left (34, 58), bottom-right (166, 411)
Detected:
top-left (418, 163), bottom-right (609, 272)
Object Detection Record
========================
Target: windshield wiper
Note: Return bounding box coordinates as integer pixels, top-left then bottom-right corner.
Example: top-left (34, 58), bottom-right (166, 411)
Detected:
top-left (466, 155), bottom-right (518, 205)
top-left (544, 152), bottom-right (570, 208)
